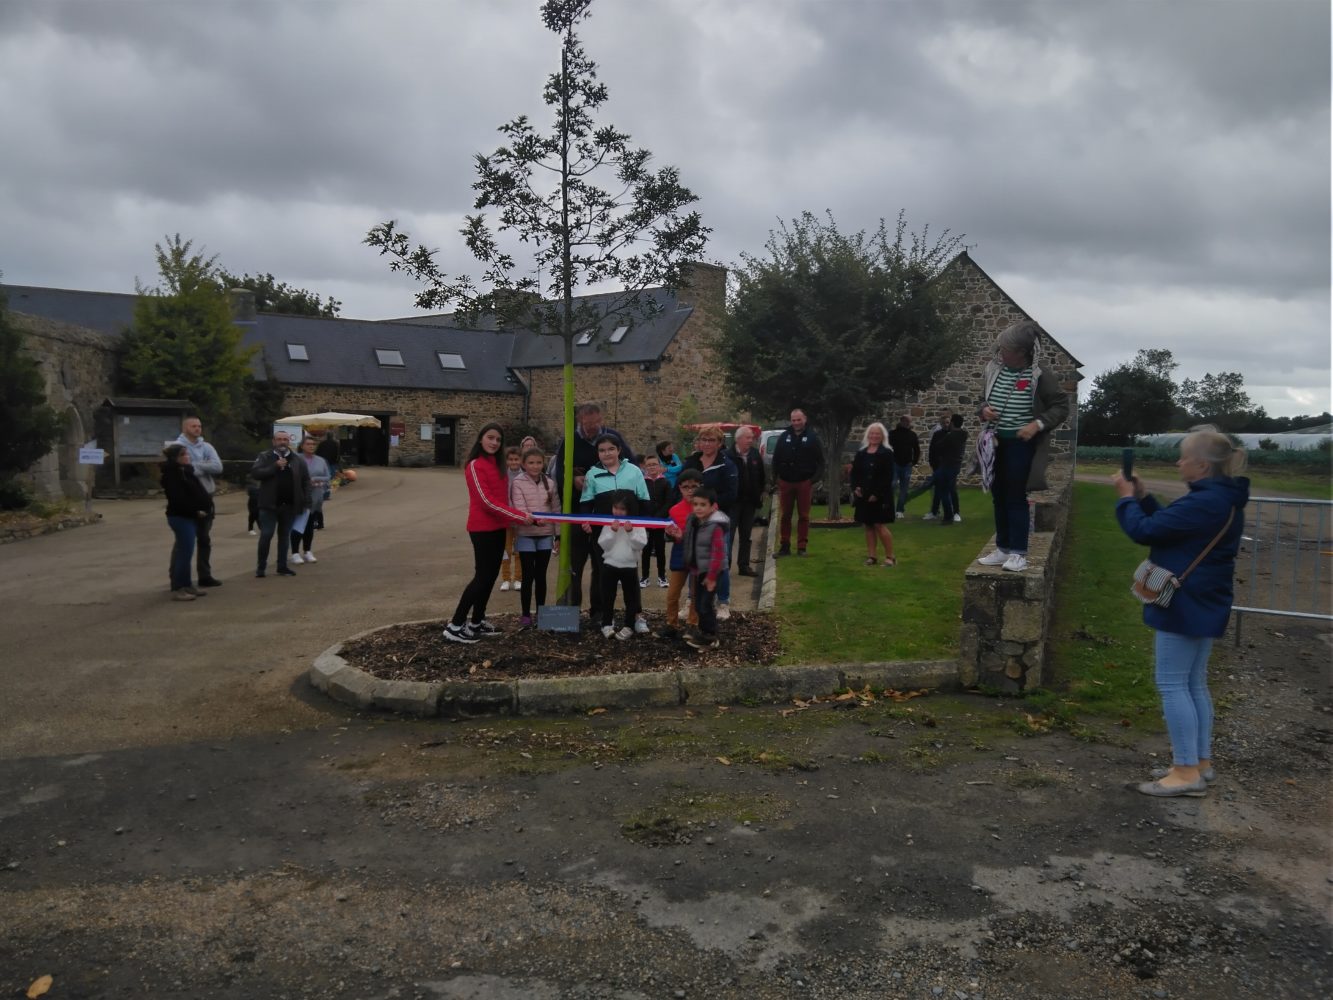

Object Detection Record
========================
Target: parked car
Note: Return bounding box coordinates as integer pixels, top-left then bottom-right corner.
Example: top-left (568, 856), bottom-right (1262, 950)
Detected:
top-left (758, 429), bottom-right (784, 473)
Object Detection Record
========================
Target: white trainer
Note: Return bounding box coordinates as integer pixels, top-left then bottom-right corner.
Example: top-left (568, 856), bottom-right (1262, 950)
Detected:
top-left (977, 549), bottom-right (1008, 566)
top-left (922, 512), bottom-right (938, 521)
top-left (614, 626), bottom-right (634, 641)
top-left (304, 551), bottom-right (317, 563)
top-left (290, 553), bottom-right (304, 565)
top-left (1002, 553), bottom-right (1029, 572)
top-left (633, 616), bottom-right (650, 635)
top-left (500, 580), bottom-right (510, 591)
top-left (716, 603), bottom-right (731, 621)
top-left (953, 514), bottom-right (962, 523)
top-left (601, 625), bottom-right (616, 639)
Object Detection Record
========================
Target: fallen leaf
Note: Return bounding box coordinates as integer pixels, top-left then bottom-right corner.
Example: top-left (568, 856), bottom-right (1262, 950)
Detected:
top-left (587, 707), bottom-right (607, 716)
top-left (481, 659), bottom-right (493, 669)
top-left (1119, 719), bottom-right (1131, 727)
top-left (716, 756), bottom-right (732, 765)
top-left (834, 691), bottom-right (857, 702)
top-left (1284, 778), bottom-right (1297, 786)
top-left (28, 976), bottom-right (53, 999)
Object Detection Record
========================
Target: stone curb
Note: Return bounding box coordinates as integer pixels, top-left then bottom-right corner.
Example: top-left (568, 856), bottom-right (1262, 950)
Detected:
top-left (308, 623), bottom-right (960, 718)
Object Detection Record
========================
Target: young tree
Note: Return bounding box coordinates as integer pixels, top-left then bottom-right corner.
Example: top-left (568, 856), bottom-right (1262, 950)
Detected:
top-left (215, 270), bottom-right (342, 317)
top-left (719, 210), bottom-right (967, 519)
top-left (117, 235), bottom-right (257, 430)
top-left (365, 0), bottom-right (708, 601)
top-left (0, 287), bottom-right (62, 494)
top-left (1078, 349), bottom-right (1179, 445)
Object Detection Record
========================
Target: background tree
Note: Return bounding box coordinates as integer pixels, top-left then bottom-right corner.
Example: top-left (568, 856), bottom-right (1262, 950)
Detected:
top-left (720, 210), bottom-right (967, 519)
top-left (1078, 348), bottom-right (1179, 445)
top-left (365, 0), bottom-right (708, 601)
top-left (117, 235), bottom-right (258, 438)
top-left (0, 286), bottom-right (63, 506)
top-left (1178, 371), bottom-right (1258, 431)
top-left (215, 270), bottom-right (341, 317)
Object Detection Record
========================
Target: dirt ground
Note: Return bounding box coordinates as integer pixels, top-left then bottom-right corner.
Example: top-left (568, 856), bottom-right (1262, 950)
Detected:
top-left (1, 468), bottom-right (1329, 999)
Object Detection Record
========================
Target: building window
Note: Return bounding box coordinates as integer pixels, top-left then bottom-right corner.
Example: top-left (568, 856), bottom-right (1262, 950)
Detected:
top-left (437, 352), bottom-right (466, 370)
top-left (609, 325), bottom-right (628, 343)
top-left (375, 349), bottom-right (405, 367)
top-left (575, 331), bottom-right (594, 346)
top-left (286, 343), bottom-right (309, 361)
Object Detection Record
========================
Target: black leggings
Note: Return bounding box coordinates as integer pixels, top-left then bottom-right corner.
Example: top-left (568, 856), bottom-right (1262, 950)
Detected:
top-left (290, 514), bottom-right (317, 554)
top-left (641, 528), bottom-right (666, 578)
top-left (518, 548), bottom-right (552, 616)
top-left (452, 529), bottom-right (507, 627)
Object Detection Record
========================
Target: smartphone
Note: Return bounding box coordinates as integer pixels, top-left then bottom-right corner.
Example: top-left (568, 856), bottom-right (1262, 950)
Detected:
top-left (1122, 448), bottom-right (1135, 480)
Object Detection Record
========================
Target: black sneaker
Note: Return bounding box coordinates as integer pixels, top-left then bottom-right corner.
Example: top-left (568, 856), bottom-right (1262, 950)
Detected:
top-left (277, 567), bottom-right (297, 576)
top-left (469, 619), bottom-right (500, 636)
top-left (776, 545), bottom-right (791, 558)
top-left (443, 623), bottom-right (479, 644)
top-left (254, 569), bottom-right (266, 578)
top-left (685, 630), bottom-right (719, 650)
top-left (197, 578), bottom-right (223, 587)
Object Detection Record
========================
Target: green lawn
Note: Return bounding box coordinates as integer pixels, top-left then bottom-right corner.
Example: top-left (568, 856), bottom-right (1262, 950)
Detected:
top-left (774, 495), bottom-right (992, 663)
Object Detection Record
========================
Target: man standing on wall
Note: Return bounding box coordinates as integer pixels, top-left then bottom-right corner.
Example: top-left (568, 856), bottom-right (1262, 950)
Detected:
top-left (174, 415), bottom-right (224, 587)
top-left (553, 402), bottom-right (636, 614)
top-left (771, 408), bottom-right (823, 557)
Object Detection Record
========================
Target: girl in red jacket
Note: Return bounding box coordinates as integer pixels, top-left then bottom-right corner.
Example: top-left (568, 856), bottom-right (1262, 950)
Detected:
top-left (444, 423), bottom-right (534, 643)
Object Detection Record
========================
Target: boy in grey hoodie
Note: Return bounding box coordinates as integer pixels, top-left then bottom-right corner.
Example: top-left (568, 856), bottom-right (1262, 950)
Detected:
top-left (683, 485), bottom-right (730, 650)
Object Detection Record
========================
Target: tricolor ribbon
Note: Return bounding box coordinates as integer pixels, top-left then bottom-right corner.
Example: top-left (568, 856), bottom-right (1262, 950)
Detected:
top-left (534, 511), bottom-right (674, 529)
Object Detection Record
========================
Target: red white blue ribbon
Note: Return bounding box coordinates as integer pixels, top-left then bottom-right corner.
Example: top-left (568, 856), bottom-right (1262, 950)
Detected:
top-left (534, 511), bottom-right (674, 529)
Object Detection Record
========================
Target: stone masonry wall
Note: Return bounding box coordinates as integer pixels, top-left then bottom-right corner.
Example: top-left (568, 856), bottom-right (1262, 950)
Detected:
top-left (279, 384), bottom-right (524, 466)
top-left (11, 312), bottom-right (119, 500)
top-left (520, 263), bottom-right (732, 450)
top-left (957, 459), bottom-right (1074, 692)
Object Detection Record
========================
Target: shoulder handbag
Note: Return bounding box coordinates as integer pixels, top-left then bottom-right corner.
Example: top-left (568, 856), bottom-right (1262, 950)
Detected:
top-left (1131, 507), bottom-right (1235, 607)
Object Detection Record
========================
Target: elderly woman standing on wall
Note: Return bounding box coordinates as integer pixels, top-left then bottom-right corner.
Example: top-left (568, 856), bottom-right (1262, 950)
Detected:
top-left (975, 320), bottom-right (1069, 572)
top-left (1112, 427), bottom-right (1248, 797)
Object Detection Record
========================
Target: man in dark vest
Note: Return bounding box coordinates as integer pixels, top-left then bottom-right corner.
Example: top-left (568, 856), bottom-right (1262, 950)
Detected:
top-left (771, 408), bottom-right (823, 557)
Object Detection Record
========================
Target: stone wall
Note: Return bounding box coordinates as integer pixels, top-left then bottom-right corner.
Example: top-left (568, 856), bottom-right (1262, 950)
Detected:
top-left (520, 263), bottom-right (733, 450)
top-left (957, 460), bottom-right (1074, 693)
top-left (278, 384), bottom-right (525, 466)
top-left (11, 312), bottom-right (119, 500)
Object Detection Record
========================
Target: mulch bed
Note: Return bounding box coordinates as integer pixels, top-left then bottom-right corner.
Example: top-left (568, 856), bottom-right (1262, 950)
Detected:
top-left (340, 612), bottom-right (781, 683)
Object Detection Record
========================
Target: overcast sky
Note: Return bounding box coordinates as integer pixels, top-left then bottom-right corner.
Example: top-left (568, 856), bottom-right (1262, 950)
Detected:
top-left (2, 0), bottom-right (1328, 417)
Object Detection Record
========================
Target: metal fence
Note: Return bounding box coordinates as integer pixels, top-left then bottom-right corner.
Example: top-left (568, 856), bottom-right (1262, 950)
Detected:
top-left (1233, 496), bottom-right (1333, 643)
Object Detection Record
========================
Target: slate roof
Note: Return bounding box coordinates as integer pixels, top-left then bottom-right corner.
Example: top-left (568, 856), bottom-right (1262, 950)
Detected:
top-left (390, 285), bottom-right (694, 368)
top-left (3, 284), bottom-right (136, 338)
top-left (251, 313), bottom-right (521, 394)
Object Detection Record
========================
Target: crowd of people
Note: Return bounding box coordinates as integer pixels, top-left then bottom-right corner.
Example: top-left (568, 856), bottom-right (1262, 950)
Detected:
top-left (155, 317), bottom-right (1254, 800)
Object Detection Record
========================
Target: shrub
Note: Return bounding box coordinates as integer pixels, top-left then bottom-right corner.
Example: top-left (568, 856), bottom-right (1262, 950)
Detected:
top-left (0, 476), bottom-right (33, 511)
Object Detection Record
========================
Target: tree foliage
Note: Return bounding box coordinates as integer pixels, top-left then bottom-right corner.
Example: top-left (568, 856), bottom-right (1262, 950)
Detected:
top-left (0, 287), bottom-right (63, 484)
top-left (117, 235), bottom-right (258, 431)
top-left (364, 0), bottom-right (709, 598)
top-left (1078, 349), bottom-right (1179, 445)
top-left (719, 210), bottom-right (967, 518)
top-left (1178, 371), bottom-right (1259, 431)
top-left (215, 270), bottom-right (341, 317)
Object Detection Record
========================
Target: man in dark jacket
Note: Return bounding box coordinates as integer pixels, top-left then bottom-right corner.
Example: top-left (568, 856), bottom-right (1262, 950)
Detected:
top-left (727, 425), bottom-right (766, 575)
top-left (887, 415), bottom-right (920, 518)
top-left (250, 430), bottom-right (312, 578)
top-left (933, 414), bottom-right (968, 525)
top-left (918, 408), bottom-right (954, 520)
top-left (771, 408), bottom-right (824, 556)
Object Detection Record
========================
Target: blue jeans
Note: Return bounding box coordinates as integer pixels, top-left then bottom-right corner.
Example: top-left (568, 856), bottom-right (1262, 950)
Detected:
top-left (892, 464), bottom-right (913, 513)
top-left (257, 506), bottom-right (296, 572)
top-left (167, 516), bottom-right (197, 590)
top-left (1154, 630), bottom-right (1214, 766)
top-left (991, 438), bottom-right (1035, 553)
top-left (935, 464), bottom-right (961, 520)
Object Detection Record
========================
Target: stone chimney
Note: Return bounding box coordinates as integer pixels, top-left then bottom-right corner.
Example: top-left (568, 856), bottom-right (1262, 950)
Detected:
top-left (226, 288), bottom-right (257, 325)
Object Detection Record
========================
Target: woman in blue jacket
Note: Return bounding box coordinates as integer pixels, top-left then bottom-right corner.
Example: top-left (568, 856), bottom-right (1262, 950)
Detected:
top-left (1113, 427), bottom-right (1249, 798)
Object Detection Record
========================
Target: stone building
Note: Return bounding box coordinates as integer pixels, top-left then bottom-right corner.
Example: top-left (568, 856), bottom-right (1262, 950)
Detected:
top-left (4, 253), bottom-right (1079, 496)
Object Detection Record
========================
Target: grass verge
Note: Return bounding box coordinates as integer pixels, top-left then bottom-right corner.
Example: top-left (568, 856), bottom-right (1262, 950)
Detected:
top-left (1076, 461), bottom-right (1332, 499)
top-left (773, 493), bottom-right (992, 662)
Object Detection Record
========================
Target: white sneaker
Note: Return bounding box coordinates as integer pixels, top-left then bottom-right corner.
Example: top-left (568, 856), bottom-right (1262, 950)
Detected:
top-left (614, 626), bottom-right (634, 641)
top-left (1002, 553), bottom-right (1028, 572)
top-left (639, 578), bottom-right (649, 589)
top-left (500, 580), bottom-right (510, 591)
top-left (977, 549), bottom-right (1008, 566)
top-left (658, 577), bottom-right (668, 588)
top-left (953, 514), bottom-right (962, 523)
top-left (717, 603), bottom-right (731, 621)
top-left (304, 551), bottom-right (317, 563)
top-left (290, 553), bottom-right (304, 565)
top-left (922, 512), bottom-right (938, 521)
top-left (633, 616), bottom-right (650, 635)
top-left (601, 625), bottom-right (616, 639)
top-left (248, 529), bottom-right (256, 536)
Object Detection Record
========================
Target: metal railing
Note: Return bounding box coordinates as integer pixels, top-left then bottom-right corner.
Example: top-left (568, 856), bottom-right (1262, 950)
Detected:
top-left (1233, 496), bottom-right (1333, 643)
